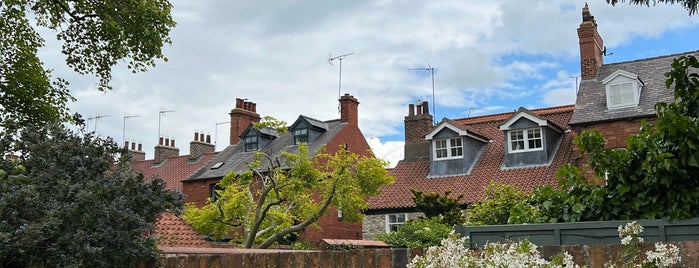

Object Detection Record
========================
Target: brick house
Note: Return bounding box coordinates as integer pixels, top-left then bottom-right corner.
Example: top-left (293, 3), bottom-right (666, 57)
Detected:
top-left (363, 102), bottom-right (576, 239)
top-left (569, 4), bottom-right (699, 150)
top-left (182, 94), bottom-right (373, 244)
top-left (363, 4), bottom-right (699, 240)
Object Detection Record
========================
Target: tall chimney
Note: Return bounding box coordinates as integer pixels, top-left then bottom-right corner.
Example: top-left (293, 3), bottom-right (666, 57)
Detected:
top-left (154, 137), bottom-right (179, 164)
top-left (190, 131), bottom-right (215, 161)
top-left (404, 100), bottom-right (433, 162)
top-left (578, 3), bottom-right (604, 79)
top-left (339, 94), bottom-right (359, 126)
top-left (229, 98), bottom-right (261, 145)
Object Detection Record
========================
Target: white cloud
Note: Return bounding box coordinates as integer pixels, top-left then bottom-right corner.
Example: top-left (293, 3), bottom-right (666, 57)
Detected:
top-left (28, 0), bottom-right (696, 161)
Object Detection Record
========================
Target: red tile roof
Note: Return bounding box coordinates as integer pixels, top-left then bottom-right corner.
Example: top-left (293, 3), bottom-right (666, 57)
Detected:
top-left (367, 105), bottom-right (576, 210)
top-left (152, 213), bottom-right (210, 248)
top-left (132, 152), bottom-right (216, 192)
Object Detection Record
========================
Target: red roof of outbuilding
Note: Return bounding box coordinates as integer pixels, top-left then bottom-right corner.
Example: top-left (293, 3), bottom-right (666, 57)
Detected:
top-left (152, 213), bottom-right (210, 248)
top-left (367, 105), bottom-right (576, 210)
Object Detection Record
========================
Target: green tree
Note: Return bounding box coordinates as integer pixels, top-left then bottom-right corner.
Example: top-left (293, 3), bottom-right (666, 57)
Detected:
top-left (558, 55), bottom-right (699, 221)
top-left (184, 144), bottom-right (393, 249)
top-left (0, 0), bottom-right (175, 137)
top-left (0, 118), bottom-right (183, 267)
top-left (607, 0), bottom-right (699, 16)
top-left (410, 189), bottom-right (465, 226)
top-left (466, 181), bottom-right (541, 225)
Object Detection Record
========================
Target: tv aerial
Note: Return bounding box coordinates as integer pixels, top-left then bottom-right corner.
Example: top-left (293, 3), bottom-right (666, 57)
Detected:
top-left (328, 52), bottom-right (354, 108)
top-left (409, 65), bottom-right (436, 123)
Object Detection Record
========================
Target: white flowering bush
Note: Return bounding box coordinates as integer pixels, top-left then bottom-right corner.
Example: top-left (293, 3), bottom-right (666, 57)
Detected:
top-left (606, 221), bottom-right (681, 268)
top-left (408, 222), bottom-right (682, 268)
top-left (407, 234), bottom-right (578, 268)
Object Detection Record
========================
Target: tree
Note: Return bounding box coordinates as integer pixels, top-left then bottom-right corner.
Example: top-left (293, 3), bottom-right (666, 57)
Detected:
top-left (375, 217), bottom-right (452, 248)
top-left (606, 0), bottom-right (699, 16)
top-left (0, 0), bottom-right (175, 138)
top-left (184, 144), bottom-right (393, 249)
top-left (0, 118), bottom-right (183, 267)
top-left (410, 189), bottom-right (465, 226)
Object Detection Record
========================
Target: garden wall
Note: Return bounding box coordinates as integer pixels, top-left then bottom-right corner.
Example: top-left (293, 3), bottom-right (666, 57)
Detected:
top-left (139, 242), bottom-right (699, 268)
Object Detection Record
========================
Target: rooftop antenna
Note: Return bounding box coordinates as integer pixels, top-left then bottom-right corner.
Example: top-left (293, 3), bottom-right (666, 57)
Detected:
top-left (601, 46), bottom-right (613, 56)
top-left (158, 109), bottom-right (175, 139)
top-left (570, 75), bottom-right (580, 93)
top-left (122, 115), bottom-right (141, 144)
top-left (467, 107), bottom-right (485, 118)
top-left (328, 52), bottom-right (354, 112)
top-left (409, 65), bottom-right (436, 123)
top-left (214, 121), bottom-right (230, 146)
top-left (87, 114), bottom-right (111, 133)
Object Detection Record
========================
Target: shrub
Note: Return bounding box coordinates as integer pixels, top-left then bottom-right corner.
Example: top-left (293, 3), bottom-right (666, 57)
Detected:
top-left (375, 217), bottom-right (452, 248)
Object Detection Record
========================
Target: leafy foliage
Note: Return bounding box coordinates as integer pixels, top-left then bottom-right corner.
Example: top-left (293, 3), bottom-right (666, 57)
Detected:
top-left (0, 0), bottom-right (175, 140)
top-left (607, 0), bottom-right (699, 16)
top-left (0, 120), bottom-right (183, 267)
top-left (466, 181), bottom-right (541, 225)
top-left (375, 217), bottom-right (453, 248)
top-left (563, 55), bottom-right (699, 221)
top-left (411, 189), bottom-right (465, 226)
top-left (184, 143), bottom-right (393, 249)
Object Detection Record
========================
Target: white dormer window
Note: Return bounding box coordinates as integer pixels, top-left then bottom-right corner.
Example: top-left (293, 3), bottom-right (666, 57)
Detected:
top-left (508, 128), bottom-right (542, 152)
top-left (434, 137), bottom-right (463, 160)
top-left (602, 70), bottom-right (643, 110)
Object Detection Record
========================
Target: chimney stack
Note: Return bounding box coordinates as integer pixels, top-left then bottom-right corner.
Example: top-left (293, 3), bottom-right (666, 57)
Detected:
top-left (403, 100), bottom-right (433, 162)
top-left (229, 98), bottom-right (261, 145)
top-left (339, 94), bottom-right (360, 126)
top-left (124, 140), bottom-right (146, 162)
top-left (154, 136), bottom-right (179, 164)
top-left (578, 3), bottom-right (604, 79)
top-left (190, 131), bottom-right (215, 161)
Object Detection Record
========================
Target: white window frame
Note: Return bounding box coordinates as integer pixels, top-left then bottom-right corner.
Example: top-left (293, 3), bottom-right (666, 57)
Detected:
top-left (508, 128), bottom-right (543, 152)
top-left (603, 70), bottom-right (642, 110)
top-left (433, 137), bottom-right (463, 160)
top-left (385, 214), bottom-right (408, 233)
top-left (244, 136), bottom-right (258, 152)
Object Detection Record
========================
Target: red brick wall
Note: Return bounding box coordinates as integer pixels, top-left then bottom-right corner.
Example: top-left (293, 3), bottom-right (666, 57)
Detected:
top-left (182, 179), bottom-right (220, 207)
top-left (146, 241), bottom-right (699, 268)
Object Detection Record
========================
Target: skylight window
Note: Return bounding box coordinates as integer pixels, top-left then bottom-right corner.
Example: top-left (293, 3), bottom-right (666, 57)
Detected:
top-left (211, 162), bottom-right (224, 169)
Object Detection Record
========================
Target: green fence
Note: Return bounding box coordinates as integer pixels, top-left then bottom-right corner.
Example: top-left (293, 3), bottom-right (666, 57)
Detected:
top-left (455, 218), bottom-right (699, 248)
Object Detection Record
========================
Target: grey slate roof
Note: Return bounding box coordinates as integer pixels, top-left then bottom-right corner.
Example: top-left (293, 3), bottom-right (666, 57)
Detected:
top-left (184, 117), bottom-right (345, 181)
top-left (570, 51), bottom-right (699, 125)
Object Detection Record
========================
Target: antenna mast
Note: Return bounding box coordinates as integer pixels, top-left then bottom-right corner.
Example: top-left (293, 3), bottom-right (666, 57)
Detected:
top-left (88, 114), bottom-right (111, 133)
top-left (158, 109), bottom-right (175, 138)
top-left (409, 65), bottom-right (436, 123)
top-left (328, 52), bottom-right (355, 109)
top-left (123, 115), bottom-right (140, 144)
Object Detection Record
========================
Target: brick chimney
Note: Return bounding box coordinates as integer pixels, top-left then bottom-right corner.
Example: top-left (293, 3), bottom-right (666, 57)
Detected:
top-left (189, 131), bottom-right (215, 161)
top-left (154, 137), bottom-right (179, 164)
top-left (339, 94), bottom-right (359, 126)
top-left (403, 100), bottom-right (433, 161)
top-left (578, 3), bottom-right (604, 79)
top-left (229, 98), bottom-right (261, 145)
top-left (124, 141), bottom-right (146, 161)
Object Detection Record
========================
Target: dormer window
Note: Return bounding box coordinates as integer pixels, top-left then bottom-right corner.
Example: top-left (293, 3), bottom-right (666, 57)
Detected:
top-left (434, 138), bottom-right (463, 160)
top-left (602, 70), bottom-right (643, 110)
top-left (508, 128), bottom-right (542, 152)
top-left (294, 128), bottom-right (308, 144)
top-left (244, 136), bottom-right (258, 152)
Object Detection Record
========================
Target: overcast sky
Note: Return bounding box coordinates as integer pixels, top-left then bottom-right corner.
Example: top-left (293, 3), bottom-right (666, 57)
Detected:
top-left (39, 0), bottom-right (699, 167)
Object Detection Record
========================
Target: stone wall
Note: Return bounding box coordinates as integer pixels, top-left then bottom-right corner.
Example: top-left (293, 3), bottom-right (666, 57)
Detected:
top-left (362, 212), bottom-right (424, 240)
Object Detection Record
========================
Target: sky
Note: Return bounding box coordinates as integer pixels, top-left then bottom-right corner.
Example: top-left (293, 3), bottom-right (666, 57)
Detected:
top-left (38, 0), bottom-right (699, 167)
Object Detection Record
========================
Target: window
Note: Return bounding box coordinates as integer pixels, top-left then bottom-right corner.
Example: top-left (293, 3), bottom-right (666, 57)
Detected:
top-left (210, 183), bottom-right (223, 202)
top-left (608, 82), bottom-right (634, 107)
top-left (509, 128), bottom-right (542, 152)
top-left (244, 136), bottom-right (258, 152)
top-left (294, 128), bottom-right (308, 144)
top-left (434, 137), bottom-right (463, 160)
top-left (385, 214), bottom-right (407, 233)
